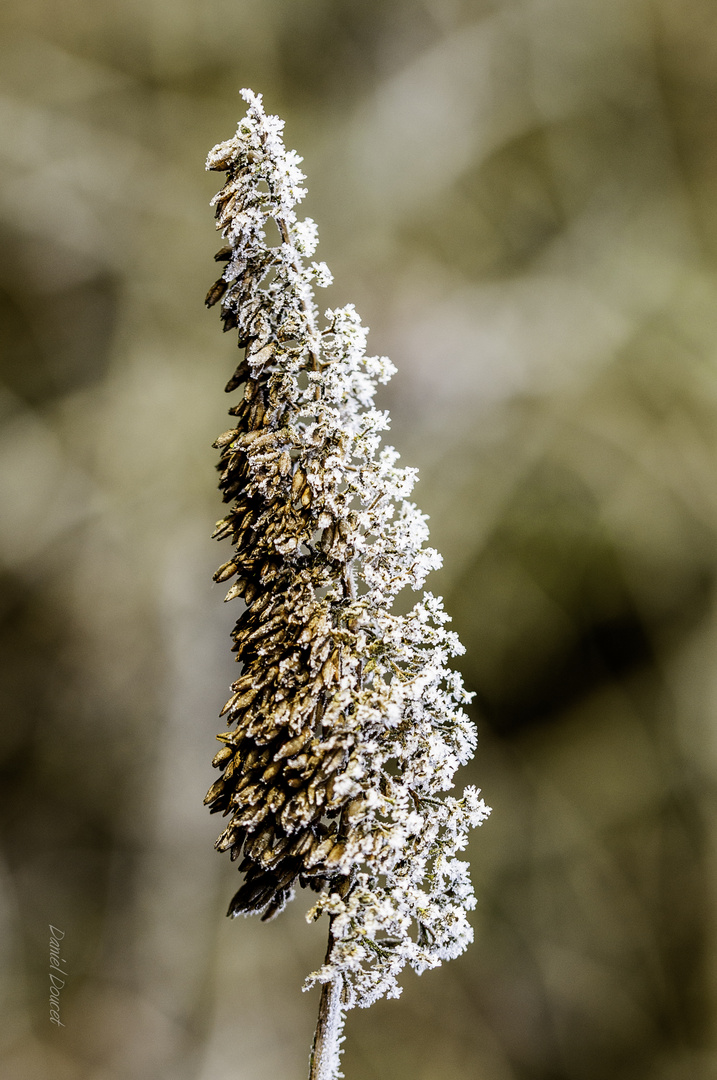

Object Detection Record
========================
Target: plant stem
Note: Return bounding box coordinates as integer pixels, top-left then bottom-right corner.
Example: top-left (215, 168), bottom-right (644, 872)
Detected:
top-left (308, 930), bottom-right (345, 1080)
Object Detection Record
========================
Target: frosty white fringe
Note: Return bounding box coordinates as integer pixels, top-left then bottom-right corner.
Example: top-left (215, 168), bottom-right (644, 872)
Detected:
top-left (205, 89), bottom-right (490, 1078)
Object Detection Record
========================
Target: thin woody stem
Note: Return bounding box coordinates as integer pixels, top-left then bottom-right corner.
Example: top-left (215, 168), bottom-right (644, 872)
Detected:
top-left (309, 928), bottom-right (345, 1080)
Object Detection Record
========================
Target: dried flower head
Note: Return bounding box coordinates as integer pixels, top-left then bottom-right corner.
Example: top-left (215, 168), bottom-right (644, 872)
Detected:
top-left (205, 89), bottom-right (490, 1078)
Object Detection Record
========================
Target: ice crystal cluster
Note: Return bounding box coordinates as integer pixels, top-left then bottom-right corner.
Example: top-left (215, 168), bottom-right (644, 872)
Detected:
top-left (204, 90), bottom-right (490, 1015)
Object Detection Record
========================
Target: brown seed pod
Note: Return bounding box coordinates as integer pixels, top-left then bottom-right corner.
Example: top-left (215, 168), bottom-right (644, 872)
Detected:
top-left (291, 467), bottom-right (305, 501)
top-left (274, 730), bottom-right (312, 762)
top-left (214, 560), bottom-right (238, 583)
top-left (223, 582), bottom-right (245, 603)
top-left (213, 429), bottom-right (241, 449)
top-left (204, 777), bottom-right (226, 805)
top-left (205, 279), bottom-right (228, 307)
top-left (249, 398), bottom-right (265, 427)
top-left (211, 518), bottom-right (235, 541)
top-left (247, 343), bottom-right (275, 366)
top-left (212, 746), bottom-right (234, 768)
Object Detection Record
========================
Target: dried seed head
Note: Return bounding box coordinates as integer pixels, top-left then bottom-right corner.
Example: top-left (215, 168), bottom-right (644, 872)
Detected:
top-left (205, 89), bottom-right (489, 1017)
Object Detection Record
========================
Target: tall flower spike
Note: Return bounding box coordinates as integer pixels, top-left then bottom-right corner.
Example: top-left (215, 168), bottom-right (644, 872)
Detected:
top-left (205, 89), bottom-right (491, 1080)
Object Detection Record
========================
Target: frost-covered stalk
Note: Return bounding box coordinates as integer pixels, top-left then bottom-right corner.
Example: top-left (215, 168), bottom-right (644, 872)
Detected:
top-left (204, 90), bottom-right (490, 1080)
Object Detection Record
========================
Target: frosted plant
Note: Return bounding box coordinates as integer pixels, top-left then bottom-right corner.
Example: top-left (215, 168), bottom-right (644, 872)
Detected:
top-left (204, 89), bottom-right (491, 1080)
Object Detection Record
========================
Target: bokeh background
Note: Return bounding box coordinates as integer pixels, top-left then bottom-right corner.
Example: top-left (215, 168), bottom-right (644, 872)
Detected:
top-left (2, 1), bottom-right (717, 1078)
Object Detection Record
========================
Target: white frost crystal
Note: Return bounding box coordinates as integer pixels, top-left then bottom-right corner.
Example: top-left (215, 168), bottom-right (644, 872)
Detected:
top-left (205, 90), bottom-right (490, 1028)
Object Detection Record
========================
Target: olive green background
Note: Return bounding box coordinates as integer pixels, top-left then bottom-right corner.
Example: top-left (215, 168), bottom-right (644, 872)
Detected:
top-left (2, 1), bottom-right (717, 1078)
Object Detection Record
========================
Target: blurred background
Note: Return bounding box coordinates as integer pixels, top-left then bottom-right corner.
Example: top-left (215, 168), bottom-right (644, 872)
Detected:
top-left (2, 1), bottom-right (717, 1077)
